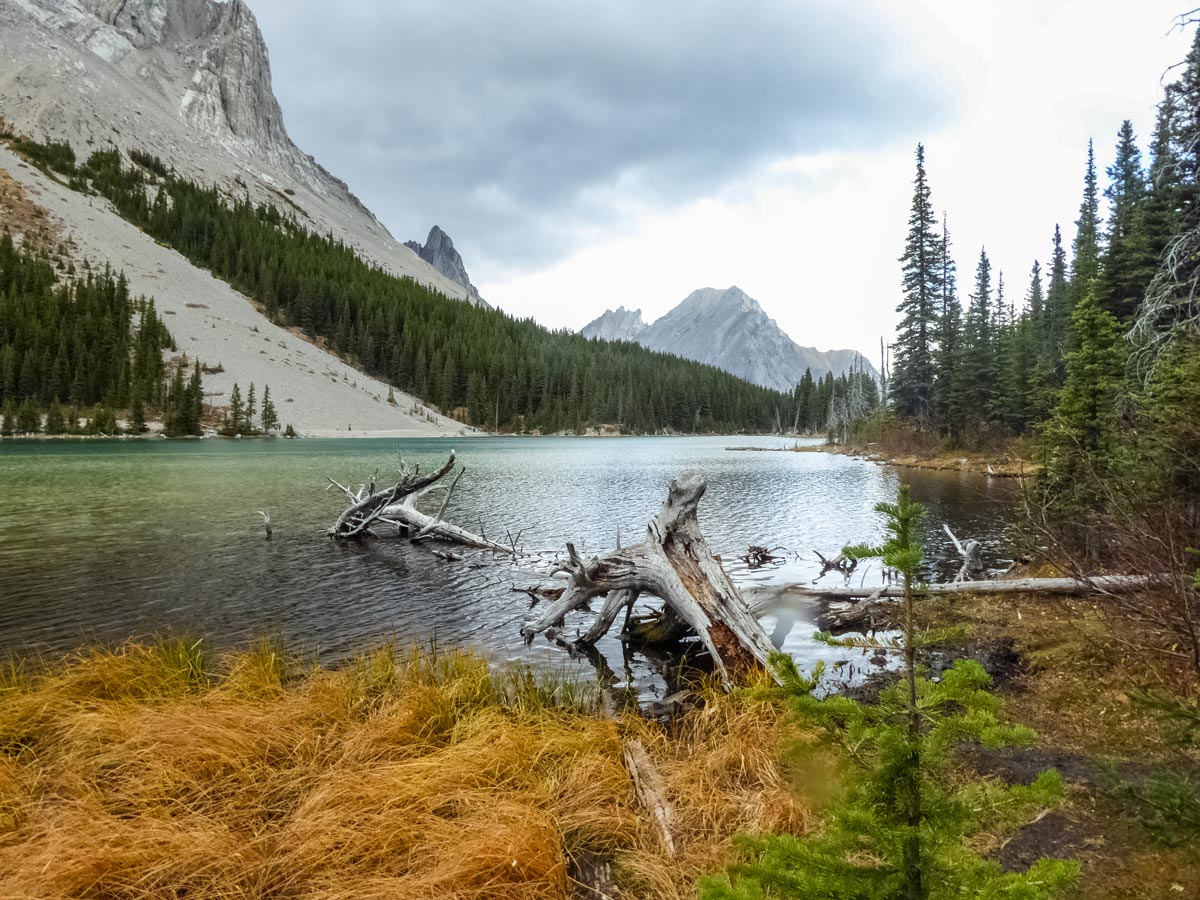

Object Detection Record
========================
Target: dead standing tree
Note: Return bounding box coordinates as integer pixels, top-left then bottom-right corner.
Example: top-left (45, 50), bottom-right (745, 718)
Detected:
top-left (520, 474), bottom-right (777, 683)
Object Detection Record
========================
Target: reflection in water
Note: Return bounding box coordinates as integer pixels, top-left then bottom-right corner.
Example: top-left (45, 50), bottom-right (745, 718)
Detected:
top-left (0, 437), bottom-right (1017, 699)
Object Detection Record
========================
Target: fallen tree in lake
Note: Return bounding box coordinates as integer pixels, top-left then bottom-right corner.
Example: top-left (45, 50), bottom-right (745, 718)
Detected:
top-left (520, 474), bottom-right (777, 682)
top-left (326, 451), bottom-right (513, 553)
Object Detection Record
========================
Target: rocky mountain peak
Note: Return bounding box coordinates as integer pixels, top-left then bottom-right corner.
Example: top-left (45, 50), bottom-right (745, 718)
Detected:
top-left (0, 0), bottom-right (477, 302)
top-left (581, 286), bottom-right (873, 392)
top-left (405, 226), bottom-right (484, 304)
top-left (580, 306), bottom-right (647, 342)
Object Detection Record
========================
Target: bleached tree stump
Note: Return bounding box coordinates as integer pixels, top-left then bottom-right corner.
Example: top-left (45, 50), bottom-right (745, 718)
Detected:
top-left (521, 474), bottom-right (776, 682)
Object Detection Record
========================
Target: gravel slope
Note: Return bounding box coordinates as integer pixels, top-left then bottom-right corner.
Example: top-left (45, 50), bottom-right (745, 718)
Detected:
top-left (1, 146), bottom-right (478, 437)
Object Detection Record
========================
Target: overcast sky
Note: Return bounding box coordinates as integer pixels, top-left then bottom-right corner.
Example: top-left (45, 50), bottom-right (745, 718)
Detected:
top-left (251, 0), bottom-right (1193, 361)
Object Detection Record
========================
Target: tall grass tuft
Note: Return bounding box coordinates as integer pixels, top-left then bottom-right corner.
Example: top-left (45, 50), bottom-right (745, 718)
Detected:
top-left (0, 638), bottom-right (811, 899)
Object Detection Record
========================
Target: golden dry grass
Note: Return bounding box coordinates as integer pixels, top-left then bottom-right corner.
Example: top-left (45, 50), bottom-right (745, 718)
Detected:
top-left (0, 639), bottom-right (811, 899)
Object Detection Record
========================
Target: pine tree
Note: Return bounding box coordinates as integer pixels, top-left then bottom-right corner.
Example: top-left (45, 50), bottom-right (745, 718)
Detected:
top-left (891, 145), bottom-right (942, 425)
top-left (1070, 139), bottom-right (1103, 311)
top-left (961, 247), bottom-right (995, 428)
top-left (1101, 120), bottom-right (1152, 321)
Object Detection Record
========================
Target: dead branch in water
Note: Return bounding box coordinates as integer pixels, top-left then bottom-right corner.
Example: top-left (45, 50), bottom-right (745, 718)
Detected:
top-left (327, 451), bottom-right (514, 554)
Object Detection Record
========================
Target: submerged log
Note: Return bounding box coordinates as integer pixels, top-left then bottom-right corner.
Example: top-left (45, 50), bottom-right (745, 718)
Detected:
top-left (521, 475), bottom-right (776, 682)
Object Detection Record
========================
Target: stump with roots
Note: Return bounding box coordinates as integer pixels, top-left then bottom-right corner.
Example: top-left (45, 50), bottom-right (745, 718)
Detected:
top-left (520, 474), bottom-right (777, 683)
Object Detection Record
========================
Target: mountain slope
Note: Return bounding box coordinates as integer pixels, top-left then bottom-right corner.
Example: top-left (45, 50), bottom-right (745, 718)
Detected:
top-left (582, 287), bottom-right (872, 392)
top-left (0, 145), bottom-right (471, 436)
top-left (0, 0), bottom-right (472, 302)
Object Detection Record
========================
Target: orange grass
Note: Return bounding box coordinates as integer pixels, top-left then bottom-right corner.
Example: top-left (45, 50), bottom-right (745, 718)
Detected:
top-left (0, 639), bottom-right (811, 899)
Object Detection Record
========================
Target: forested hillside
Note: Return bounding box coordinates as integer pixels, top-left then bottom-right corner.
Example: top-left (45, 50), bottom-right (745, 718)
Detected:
top-left (13, 144), bottom-right (797, 435)
top-left (0, 232), bottom-right (202, 435)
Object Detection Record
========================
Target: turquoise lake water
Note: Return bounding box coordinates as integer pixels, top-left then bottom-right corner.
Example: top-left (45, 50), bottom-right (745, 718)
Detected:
top-left (0, 435), bottom-right (1018, 697)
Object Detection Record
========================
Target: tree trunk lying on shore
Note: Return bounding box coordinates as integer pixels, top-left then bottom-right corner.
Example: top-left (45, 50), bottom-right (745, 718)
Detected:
top-left (748, 574), bottom-right (1164, 606)
top-left (520, 474), bottom-right (776, 682)
top-left (327, 451), bottom-right (513, 553)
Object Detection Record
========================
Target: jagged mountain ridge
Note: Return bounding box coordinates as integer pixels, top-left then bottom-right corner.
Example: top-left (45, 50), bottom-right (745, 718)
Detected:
top-left (404, 226), bottom-right (484, 305)
top-left (582, 287), bottom-right (873, 391)
top-left (0, 0), bottom-right (475, 303)
top-left (580, 306), bottom-right (646, 342)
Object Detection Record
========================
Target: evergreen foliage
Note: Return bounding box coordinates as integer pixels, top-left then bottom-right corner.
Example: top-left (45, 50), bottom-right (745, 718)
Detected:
top-left (60, 148), bottom-right (797, 435)
top-left (1037, 292), bottom-right (1126, 521)
top-left (701, 486), bottom-right (1077, 900)
top-left (960, 248), bottom-right (995, 428)
top-left (0, 232), bottom-right (176, 434)
top-left (891, 145), bottom-right (942, 425)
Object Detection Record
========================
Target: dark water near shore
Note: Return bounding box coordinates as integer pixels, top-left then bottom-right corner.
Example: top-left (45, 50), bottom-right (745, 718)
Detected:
top-left (0, 436), bottom-right (1018, 697)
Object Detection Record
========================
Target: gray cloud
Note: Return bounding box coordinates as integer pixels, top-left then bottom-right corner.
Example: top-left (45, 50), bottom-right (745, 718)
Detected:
top-left (251, 0), bottom-right (957, 275)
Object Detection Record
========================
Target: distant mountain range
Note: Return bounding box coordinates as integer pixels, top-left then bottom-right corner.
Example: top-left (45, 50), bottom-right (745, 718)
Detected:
top-left (582, 286), bottom-right (873, 392)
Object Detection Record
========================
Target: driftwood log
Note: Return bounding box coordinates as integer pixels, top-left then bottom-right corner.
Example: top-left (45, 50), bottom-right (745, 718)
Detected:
top-left (521, 474), bottom-right (776, 682)
top-left (749, 574), bottom-right (1166, 606)
top-left (327, 451), bottom-right (513, 554)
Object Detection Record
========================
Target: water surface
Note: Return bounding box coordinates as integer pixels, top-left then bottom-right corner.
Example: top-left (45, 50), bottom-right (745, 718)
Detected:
top-left (0, 436), bottom-right (1017, 696)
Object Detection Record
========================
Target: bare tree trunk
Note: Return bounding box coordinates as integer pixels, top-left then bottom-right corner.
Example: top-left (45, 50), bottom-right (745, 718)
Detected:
top-left (748, 574), bottom-right (1164, 606)
top-left (521, 475), bottom-right (776, 682)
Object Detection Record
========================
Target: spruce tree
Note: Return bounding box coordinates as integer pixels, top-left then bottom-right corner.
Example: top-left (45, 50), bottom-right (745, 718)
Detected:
top-left (961, 247), bottom-right (995, 428)
top-left (1042, 225), bottom-right (1071, 388)
top-left (228, 383), bottom-right (244, 435)
top-left (261, 385), bottom-right (279, 433)
top-left (891, 144), bottom-right (942, 425)
top-left (1070, 140), bottom-right (1103, 313)
top-left (1038, 291), bottom-right (1127, 522)
top-left (932, 216), bottom-right (963, 437)
top-left (1101, 120), bottom-right (1152, 321)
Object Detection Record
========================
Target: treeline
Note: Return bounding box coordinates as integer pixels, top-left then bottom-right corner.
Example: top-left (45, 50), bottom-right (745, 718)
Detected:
top-left (790, 362), bottom-right (879, 437)
top-left (58, 148), bottom-right (797, 434)
top-left (0, 232), bottom-right (204, 436)
top-left (889, 32), bottom-right (1200, 686)
top-left (889, 67), bottom-right (1188, 442)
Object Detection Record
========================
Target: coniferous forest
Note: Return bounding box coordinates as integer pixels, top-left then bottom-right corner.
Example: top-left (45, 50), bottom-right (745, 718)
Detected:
top-left (884, 30), bottom-right (1200, 554)
top-left (0, 231), bottom-right (205, 435)
top-left (5, 146), bottom-right (804, 435)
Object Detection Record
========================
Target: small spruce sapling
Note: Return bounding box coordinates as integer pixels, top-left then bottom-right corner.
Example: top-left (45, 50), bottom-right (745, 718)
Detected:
top-left (701, 484), bottom-right (1078, 900)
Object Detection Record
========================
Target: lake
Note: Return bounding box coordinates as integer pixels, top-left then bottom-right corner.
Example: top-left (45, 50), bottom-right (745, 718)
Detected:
top-left (0, 436), bottom-right (1019, 697)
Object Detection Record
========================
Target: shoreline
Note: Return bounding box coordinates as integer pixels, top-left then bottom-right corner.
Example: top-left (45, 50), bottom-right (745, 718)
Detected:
top-left (0, 429), bottom-right (803, 442)
top-left (792, 441), bottom-right (1039, 478)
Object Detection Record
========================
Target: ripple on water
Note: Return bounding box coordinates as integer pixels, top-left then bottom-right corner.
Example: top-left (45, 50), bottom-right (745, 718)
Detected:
top-left (0, 436), bottom-right (1018, 699)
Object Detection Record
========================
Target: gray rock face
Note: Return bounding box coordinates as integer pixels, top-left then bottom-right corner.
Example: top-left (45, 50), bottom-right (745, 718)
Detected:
top-left (582, 286), bottom-right (873, 392)
top-left (406, 226), bottom-right (483, 304)
top-left (580, 306), bottom-right (646, 342)
top-left (0, 0), bottom-right (475, 303)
